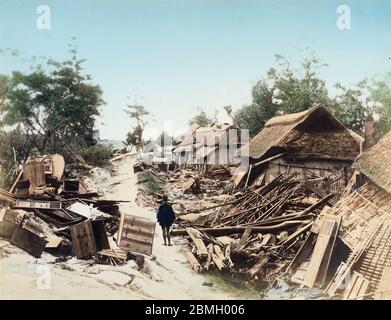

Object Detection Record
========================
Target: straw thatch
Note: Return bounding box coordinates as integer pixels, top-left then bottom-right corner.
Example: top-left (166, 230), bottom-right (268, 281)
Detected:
top-left (248, 105), bottom-right (361, 161)
top-left (353, 130), bottom-right (391, 194)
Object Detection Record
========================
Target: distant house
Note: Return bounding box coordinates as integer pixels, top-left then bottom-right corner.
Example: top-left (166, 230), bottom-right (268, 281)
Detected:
top-left (325, 130), bottom-right (391, 299)
top-left (173, 122), bottom-right (242, 171)
top-left (234, 105), bottom-right (363, 197)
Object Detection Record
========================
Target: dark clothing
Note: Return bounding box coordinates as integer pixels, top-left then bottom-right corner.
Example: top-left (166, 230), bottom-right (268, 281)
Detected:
top-left (157, 202), bottom-right (176, 227)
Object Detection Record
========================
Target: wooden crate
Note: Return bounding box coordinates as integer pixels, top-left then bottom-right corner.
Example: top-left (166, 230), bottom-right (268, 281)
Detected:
top-left (70, 220), bottom-right (97, 258)
top-left (117, 214), bottom-right (156, 255)
top-left (0, 209), bottom-right (23, 239)
top-left (10, 219), bottom-right (48, 258)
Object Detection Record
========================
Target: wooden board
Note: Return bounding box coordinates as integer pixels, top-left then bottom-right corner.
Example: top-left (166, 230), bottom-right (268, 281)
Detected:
top-left (45, 236), bottom-right (63, 248)
top-left (51, 154), bottom-right (65, 181)
top-left (23, 160), bottom-right (46, 192)
top-left (343, 271), bottom-right (370, 300)
top-left (70, 220), bottom-right (97, 258)
top-left (10, 219), bottom-right (47, 258)
top-left (237, 226), bottom-right (252, 250)
top-left (302, 214), bottom-right (341, 288)
top-left (186, 227), bottom-right (208, 257)
top-left (375, 267), bottom-right (391, 299)
top-left (118, 214), bottom-right (156, 255)
top-left (185, 251), bottom-right (202, 272)
top-left (14, 199), bottom-right (62, 210)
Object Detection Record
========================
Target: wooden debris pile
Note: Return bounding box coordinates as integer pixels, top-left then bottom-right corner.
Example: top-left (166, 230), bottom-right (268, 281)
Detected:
top-left (172, 173), bottom-right (334, 283)
top-left (1, 154), bottom-right (156, 265)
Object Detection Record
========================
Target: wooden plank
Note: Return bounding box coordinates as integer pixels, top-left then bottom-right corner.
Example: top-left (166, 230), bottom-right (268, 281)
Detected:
top-left (375, 267), bottom-right (391, 299)
top-left (211, 252), bottom-right (225, 271)
top-left (185, 251), bottom-right (202, 272)
top-left (51, 154), bottom-right (65, 181)
top-left (118, 238), bottom-right (153, 255)
top-left (45, 236), bottom-right (63, 248)
top-left (14, 199), bottom-right (62, 210)
top-left (302, 215), bottom-right (340, 288)
top-left (204, 243), bottom-right (214, 271)
top-left (343, 272), bottom-right (370, 300)
top-left (186, 227), bottom-right (208, 257)
top-left (23, 160), bottom-right (46, 192)
top-left (213, 245), bottom-right (227, 263)
top-left (248, 254), bottom-right (269, 279)
top-left (70, 220), bottom-right (97, 258)
top-left (237, 226), bottom-right (252, 250)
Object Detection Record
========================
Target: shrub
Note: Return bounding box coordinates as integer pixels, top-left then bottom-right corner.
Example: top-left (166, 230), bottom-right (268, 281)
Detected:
top-left (137, 171), bottom-right (164, 194)
top-left (80, 145), bottom-right (112, 167)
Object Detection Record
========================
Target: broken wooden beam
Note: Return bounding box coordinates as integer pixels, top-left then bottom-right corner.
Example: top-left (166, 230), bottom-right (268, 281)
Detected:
top-left (185, 251), bottom-right (202, 272)
top-left (172, 220), bottom-right (311, 237)
top-left (186, 227), bottom-right (208, 257)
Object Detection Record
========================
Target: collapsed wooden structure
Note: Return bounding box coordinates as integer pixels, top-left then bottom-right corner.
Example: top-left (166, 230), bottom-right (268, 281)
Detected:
top-left (171, 114), bottom-right (390, 299)
top-left (322, 130), bottom-right (391, 299)
top-left (172, 173), bottom-right (334, 282)
top-left (233, 105), bottom-right (363, 200)
top-left (0, 154), bottom-right (156, 264)
top-left (173, 122), bottom-right (242, 170)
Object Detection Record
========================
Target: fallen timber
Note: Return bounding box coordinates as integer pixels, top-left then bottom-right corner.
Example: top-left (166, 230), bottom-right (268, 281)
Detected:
top-left (174, 173), bottom-right (334, 284)
top-left (0, 153), bottom-right (152, 260)
top-left (171, 220), bottom-right (312, 237)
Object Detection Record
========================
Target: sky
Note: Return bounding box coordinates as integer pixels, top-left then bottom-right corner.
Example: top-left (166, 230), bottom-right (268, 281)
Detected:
top-left (0, 0), bottom-right (390, 141)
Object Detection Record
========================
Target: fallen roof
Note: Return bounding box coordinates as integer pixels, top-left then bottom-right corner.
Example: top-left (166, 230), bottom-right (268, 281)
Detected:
top-left (329, 181), bottom-right (391, 249)
top-left (353, 130), bottom-right (391, 194)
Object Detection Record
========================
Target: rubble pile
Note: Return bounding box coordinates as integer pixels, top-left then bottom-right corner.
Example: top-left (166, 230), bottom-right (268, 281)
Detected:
top-left (0, 154), bottom-right (153, 266)
top-left (134, 163), bottom-right (235, 211)
top-left (171, 173), bottom-right (333, 283)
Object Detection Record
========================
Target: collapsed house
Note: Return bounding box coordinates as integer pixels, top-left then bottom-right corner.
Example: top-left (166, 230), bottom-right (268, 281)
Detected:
top-left (139, 142), bottom-right (175, 171)
top-left (173, 122), bottom-right (242, 171)
top-left (322, 130), bottom-right (391, 299)
top-left (234, 105), bottom-right (363, 200)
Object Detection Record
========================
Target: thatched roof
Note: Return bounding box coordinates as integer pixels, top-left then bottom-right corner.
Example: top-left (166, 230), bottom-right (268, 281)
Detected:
top-left (173, 123), bottom-right (239, 153)
top-left (353, 130), bottom-right (391, 194)
top-left (247, 105), bottom-right (361, 161)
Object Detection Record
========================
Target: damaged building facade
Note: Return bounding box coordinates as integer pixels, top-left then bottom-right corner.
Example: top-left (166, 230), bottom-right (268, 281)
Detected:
top-left (173, 122), bottom-right (243, 171)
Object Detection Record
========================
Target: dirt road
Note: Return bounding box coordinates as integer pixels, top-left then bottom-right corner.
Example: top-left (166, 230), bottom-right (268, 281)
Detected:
top-left (0, 155), bottom-right (241, 300)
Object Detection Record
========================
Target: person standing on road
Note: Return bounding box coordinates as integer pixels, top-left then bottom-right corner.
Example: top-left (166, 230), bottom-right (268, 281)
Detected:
top-left (157, 195), bottom-right (176, 246)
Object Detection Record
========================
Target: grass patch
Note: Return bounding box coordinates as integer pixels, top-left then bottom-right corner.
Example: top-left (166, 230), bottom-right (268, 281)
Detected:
top-left (137, 171), bottom-right (165, 194)
top-left (204, 273), bottom-right (267, 299)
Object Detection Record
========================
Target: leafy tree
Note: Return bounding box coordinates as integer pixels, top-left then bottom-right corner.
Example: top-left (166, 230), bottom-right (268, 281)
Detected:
top-left (125, 125), bottom-right (143, 150)
top-left (370, 77), bottom-right (391, 140)
top-left (0, 127), bottom-right (29, 187)
top-left (124, 103), bottom-right (150, 150)
top-left (0, 74), bottom-right (9, 111)
top-left (331, 80), bottom-right (373, 134)
top-left (235, 81), bottom-right (278, 136)
top-left (189, 108), bottom-right (213, 127)
top-left (234, 54), bottom-right (331, 136)
top-left (269, 55), bottom-right (330, 114)
top-left (1, 43), bottom-right (105, 154)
